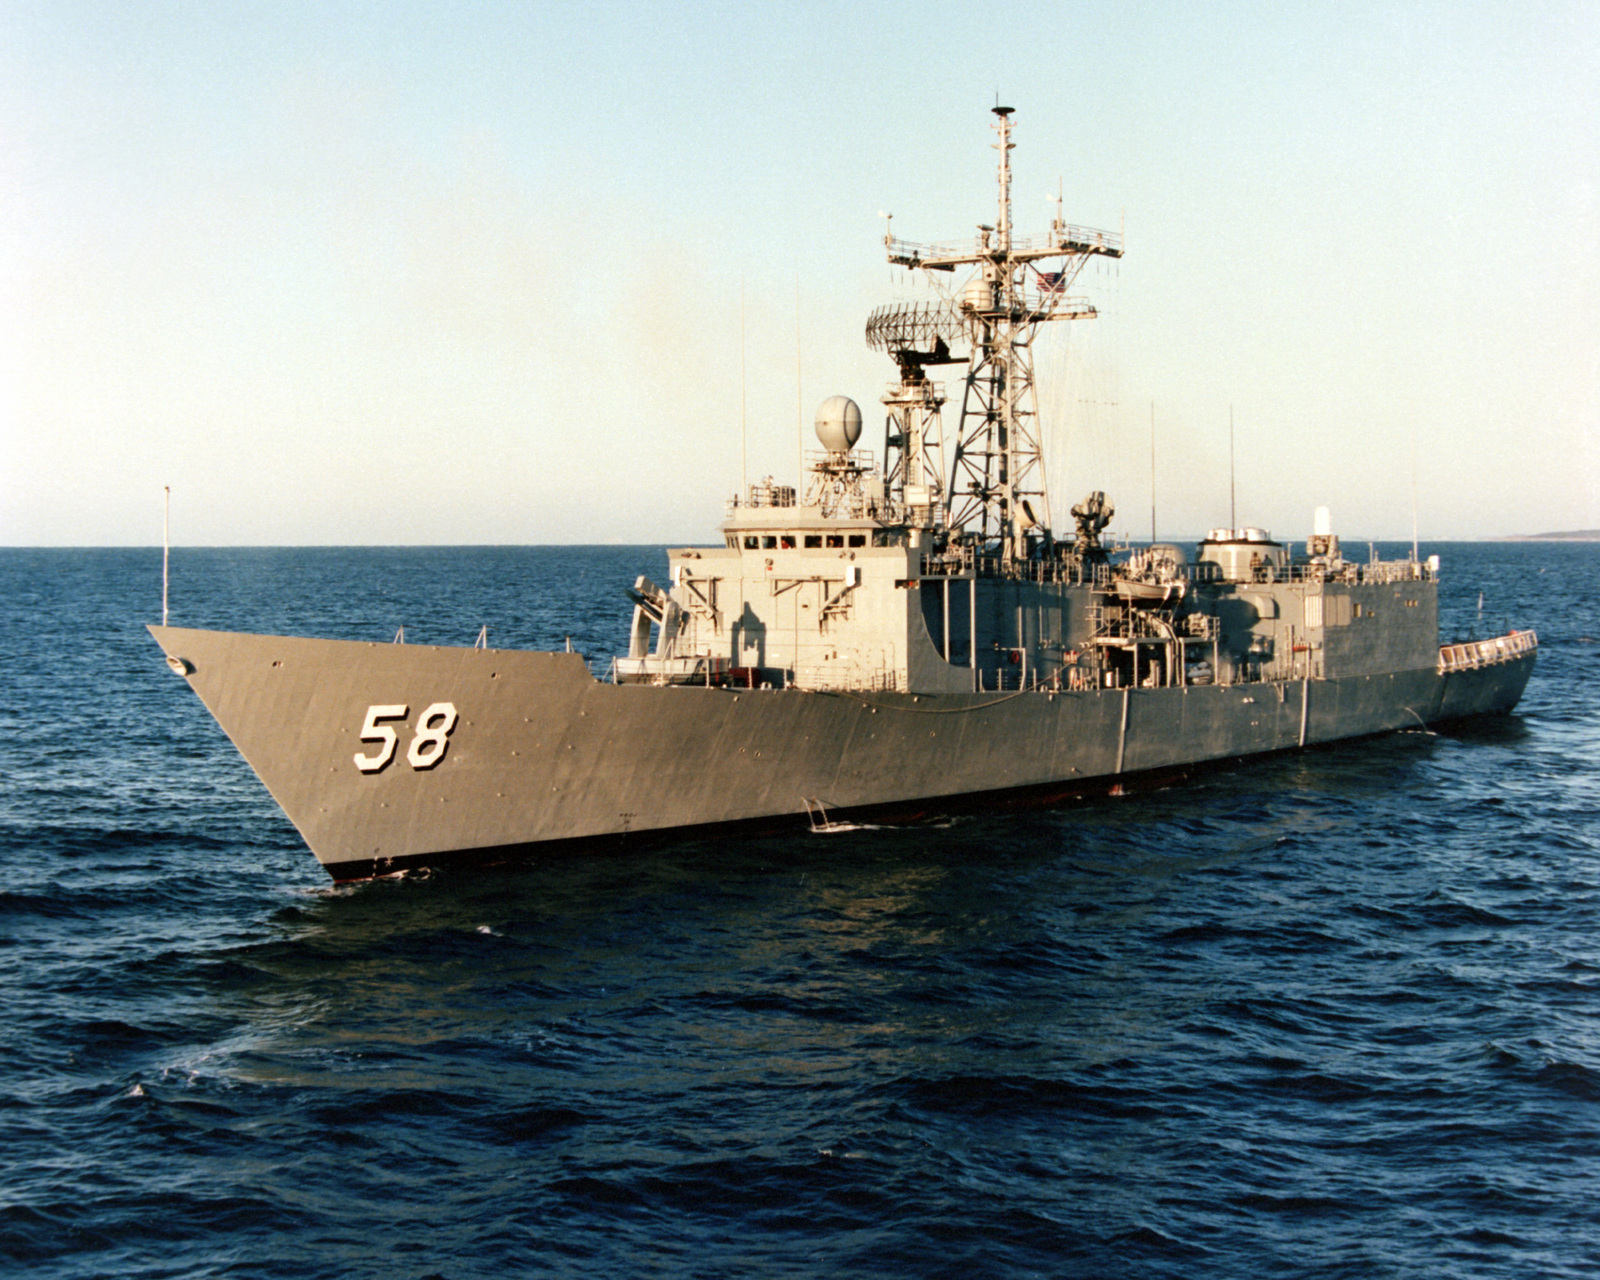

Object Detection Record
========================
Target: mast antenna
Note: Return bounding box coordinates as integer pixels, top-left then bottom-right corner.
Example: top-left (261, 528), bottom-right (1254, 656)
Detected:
top-left (1229, 404), bottom-right (1236, 533)
top-left (795, 271), bottom-right (804, 485)
top-left (881, 106), bottom-right (1122, 564)
top-left (1150, 402), bottom-right (1157, 544)
top-left (162, 485), bottom-right (170, 626)
top-left (740, 278), bottom-right (748, 501)
top-left (1410, 426), bottom-right (1420, 562)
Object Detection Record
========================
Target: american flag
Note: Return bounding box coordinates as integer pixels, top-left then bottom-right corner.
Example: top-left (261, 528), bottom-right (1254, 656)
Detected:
top-left (1037, 270), bottom-right (1065, 292)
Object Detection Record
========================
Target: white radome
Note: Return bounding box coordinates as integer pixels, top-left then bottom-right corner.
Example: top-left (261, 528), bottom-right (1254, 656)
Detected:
top-left (814, 395), bottom-right (862, 453)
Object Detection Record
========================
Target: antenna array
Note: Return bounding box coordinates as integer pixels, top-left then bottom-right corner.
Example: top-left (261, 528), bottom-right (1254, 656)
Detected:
top-left (876, 107), bottom-right (1122, 562)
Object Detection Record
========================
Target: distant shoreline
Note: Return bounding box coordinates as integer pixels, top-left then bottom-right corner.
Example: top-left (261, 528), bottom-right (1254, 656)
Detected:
top-left (1499, 531), bottom-right (1600, 542)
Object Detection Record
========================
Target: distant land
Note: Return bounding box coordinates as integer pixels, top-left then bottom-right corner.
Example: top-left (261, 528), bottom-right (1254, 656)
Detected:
top-left (1501, 531), bottom-right (1600, 541)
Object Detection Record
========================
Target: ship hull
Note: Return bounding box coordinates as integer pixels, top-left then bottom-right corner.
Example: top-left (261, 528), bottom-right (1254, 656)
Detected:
top-left (150, 625), bottom-right (1534, 881)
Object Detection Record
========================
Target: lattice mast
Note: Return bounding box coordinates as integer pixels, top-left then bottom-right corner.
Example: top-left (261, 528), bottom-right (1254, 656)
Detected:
top-left (879, 106), bottom-right (1123, 562)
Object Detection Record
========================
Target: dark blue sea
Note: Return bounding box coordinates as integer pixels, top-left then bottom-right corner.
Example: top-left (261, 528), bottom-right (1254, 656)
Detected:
top-left (3, 542), bottom-right (1597, 1279)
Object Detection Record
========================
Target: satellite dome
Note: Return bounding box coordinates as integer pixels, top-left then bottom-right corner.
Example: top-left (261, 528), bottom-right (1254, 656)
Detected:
top-left (814, 396), bottom-right (863, 453)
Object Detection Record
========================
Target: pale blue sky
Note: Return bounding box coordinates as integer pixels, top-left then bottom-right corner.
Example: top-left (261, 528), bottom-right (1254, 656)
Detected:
top-left (3, 1), bottom-right (1595, 544)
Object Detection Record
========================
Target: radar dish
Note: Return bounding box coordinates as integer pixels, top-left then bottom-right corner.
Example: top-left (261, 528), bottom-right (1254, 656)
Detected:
top-left (865, 302), bottom-right (967, 355)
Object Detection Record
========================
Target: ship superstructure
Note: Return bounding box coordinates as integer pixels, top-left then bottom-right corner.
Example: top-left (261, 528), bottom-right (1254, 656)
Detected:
top-left (615, 108), bottom-right (1491, 708)
top-left (150, 108), bottom-right (1536, 881)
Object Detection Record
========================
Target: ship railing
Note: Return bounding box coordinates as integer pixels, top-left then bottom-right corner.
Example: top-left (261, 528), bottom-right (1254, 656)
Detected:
top-left (1356, 559), bottom-right (1431, 585)
top-left (918, 553), bottom-right (968, 578)
top-left (918, 549), bottom-right (968, 578)
top-left (613, 654), bottom-right (730, 685)
top-left (911, 553), bottom-right (1434, 589)
top-left (1093, 562), bottom-right (1220, 587)
top-left (974, 664), bottom-right (1114, 693)
top-left (723, 495), bottom-right (911, 526)
top-left (803, 447), bottom-right (878, 472)
top-left (1026, 558), bottom-right (1096, 584)
top-left (885, 226), bottom-right (1124, 267)
top-left (1224, 561), bottom-right (1432, 587)
top-left (882, 378), bottom-right (948, 402)
top-left (735, 478), bottom-right (798, 509)
top-left (1438, 629), bottom-right (1538, 674)
top-left (975, 666), bottom-right (1039, 692)
top-left (1300, 558), bottom-right (1429, 585)
top-left (1169, 559), bottom-right (1431, 588)
top-left (1114, 558), bottom-right (1431, 588)
top-left (801, 669), bottom-right (903, 694)
top-left (914, 555), bottom-right (1118, 585)
top-left (974, 556), bottom-right (1095, 584)
top-left (1028, 225), bottom-right (1125, 257)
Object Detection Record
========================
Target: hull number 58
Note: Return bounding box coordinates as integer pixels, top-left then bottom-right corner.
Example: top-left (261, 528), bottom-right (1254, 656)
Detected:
top-left (354, 703), bottom-right (459, 773)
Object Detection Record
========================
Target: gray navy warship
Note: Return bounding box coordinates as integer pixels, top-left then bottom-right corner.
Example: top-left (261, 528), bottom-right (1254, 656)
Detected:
top-left (152, 107), bottom-right (1536, 881)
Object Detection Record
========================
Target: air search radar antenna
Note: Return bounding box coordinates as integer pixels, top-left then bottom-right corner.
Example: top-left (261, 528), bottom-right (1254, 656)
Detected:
top-left (873, 105), bottom-right (1123, 564)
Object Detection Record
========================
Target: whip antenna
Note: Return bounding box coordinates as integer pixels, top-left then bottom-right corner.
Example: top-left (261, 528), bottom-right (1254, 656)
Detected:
top-left (1229, 405), bottom-right (1236, 533)
top-left (1150, 401), bottom-right (1157, 543)
top-left (795, 271), bottom-right (804, 484)
top-left (162, 486), bottom-right (170, 626)
top-left (740, 278), bottom-right (748, 501)
top-left (1411, 427), bottom-right (1420, 562)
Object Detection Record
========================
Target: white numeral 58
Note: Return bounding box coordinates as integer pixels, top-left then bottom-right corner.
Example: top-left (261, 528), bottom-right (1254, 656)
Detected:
top-left (354, 702), bottom-right (459, 773)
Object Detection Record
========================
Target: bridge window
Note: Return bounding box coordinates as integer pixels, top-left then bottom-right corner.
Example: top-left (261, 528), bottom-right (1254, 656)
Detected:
top-left (827, 534), bottom-right (844, 548)
top-left (763, 536), bottom-right (777, 549)
top-left (848, 534), bottom-right (866, 548)
top-left (744, 536), bottom-right (759, 549)
top-left (804, 535), bottom-right (822, 548)
top-left (780, 535), bottom-right (795, 549)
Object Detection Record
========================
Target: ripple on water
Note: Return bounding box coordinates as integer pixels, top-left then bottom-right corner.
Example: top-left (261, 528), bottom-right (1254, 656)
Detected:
top-left (2, 544), bottom-right (1597, 1280)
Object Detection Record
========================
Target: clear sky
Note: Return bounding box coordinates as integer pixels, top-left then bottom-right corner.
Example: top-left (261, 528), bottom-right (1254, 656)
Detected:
top-left (3, 0), bottom-right (1595, 545)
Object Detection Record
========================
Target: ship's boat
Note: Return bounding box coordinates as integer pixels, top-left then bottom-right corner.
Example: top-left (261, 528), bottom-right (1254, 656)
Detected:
top-left (151, 108), bottom-right (1536, 881)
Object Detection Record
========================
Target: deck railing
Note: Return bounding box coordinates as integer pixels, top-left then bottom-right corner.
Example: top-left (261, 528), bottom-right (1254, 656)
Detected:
top-left (613, 655), bottom-right (729, 685)
top-left (914, 554), bottom-right (1430, 588)
top-left (1438, 629), bottom-right (1538, 674)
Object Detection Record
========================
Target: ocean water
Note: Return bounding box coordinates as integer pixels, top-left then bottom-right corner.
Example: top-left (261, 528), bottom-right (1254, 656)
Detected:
top-left (2, 542), bottom-right (1597, 1279)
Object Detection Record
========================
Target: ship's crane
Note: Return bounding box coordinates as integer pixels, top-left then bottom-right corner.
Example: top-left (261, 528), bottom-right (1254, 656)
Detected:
top-left (875, 106), bottom-right (1122, 564)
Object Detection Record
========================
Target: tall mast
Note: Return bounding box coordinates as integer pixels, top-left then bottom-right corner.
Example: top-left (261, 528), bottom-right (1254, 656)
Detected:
top-left (996, 104), bottom-right (1013, 252)
top-left (878, 106), bottom-right (1122, 565)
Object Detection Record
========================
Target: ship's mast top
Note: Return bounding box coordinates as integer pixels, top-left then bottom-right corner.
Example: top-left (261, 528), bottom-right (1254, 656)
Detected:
top-left (883, 109), bottom-right (1122, 272)
top-left (994, 105), bottom-right (1013, 255)
top-left (875, 107), bottom-right (1123, 564)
